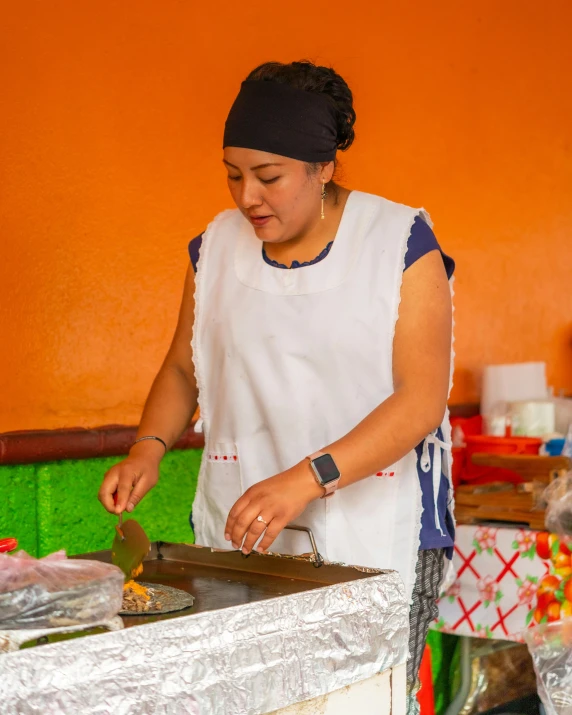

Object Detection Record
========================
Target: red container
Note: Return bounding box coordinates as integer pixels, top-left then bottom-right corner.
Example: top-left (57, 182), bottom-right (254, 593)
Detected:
top-left (450, 414), bottom-right (483, 438)
top-left (450, 415), bottom-right (483, 488)
top-left (417, 645), bottom-right (435, 715)
top-left (461, 435), bottom-right (542, 485)
top-left (0, 537), bottom-right (18, 553)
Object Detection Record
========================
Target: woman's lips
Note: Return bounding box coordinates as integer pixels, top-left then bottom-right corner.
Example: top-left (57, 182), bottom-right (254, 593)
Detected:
top-left (249, 215), bottom-right (273, 227)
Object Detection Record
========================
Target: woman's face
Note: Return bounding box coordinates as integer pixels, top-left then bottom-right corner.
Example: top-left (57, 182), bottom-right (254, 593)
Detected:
top-left (223, 147), bottom-right (332, 243)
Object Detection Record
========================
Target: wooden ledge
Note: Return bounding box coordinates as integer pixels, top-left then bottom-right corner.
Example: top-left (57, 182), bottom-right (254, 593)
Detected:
top-left (0, 423), bottom-right (204, 465)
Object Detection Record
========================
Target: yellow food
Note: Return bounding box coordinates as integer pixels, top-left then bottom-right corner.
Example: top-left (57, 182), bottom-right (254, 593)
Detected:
top-left (123, 580), bottom-right (150, 600)
top-left (121, 580), bottom-right (163, 613)
top-left (131, 562), bottom-right (144, 579)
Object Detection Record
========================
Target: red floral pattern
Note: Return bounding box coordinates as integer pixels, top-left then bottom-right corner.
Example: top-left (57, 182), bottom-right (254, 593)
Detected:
top-left (434, 525), bottom-right (551, 642)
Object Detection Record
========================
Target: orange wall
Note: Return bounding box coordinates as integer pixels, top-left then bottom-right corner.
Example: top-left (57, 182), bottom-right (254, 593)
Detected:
top-left (1, 1), bottom-right (571, 432)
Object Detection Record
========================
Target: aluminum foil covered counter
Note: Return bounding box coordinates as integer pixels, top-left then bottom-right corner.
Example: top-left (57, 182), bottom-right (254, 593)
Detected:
top-left (0, 543), bottom-right (409, 715)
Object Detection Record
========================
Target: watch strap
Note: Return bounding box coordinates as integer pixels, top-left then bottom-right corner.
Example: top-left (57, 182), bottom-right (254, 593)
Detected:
top-left (308, 450), bottom-right (326, 461)
top-left (322, 480), bottom-right (338, 498)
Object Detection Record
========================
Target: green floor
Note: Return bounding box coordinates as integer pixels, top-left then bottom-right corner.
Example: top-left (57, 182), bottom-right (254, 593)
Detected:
top-left (0, 449), bottom-right (202, 557)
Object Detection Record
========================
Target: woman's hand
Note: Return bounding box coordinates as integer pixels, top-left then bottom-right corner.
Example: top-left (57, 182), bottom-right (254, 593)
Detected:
top-left (98, 440), bottom-right (164, 514)
top-left (225, 462), bottom-right (324, 554)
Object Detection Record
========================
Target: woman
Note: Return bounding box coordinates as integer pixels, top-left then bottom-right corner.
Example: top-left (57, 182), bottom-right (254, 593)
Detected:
top-left (99, 60), bottom-right (455, 711)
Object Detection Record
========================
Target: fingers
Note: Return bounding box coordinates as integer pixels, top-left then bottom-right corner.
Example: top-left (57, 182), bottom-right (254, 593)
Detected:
top-left (229, 503), bottom-right (260, 550)
top-left (98, 459), bottom-right (158, 515)
top-left (115, 473), bottom-right (135, 514)
top-left (225, 474), bottom-right (308, 554)
top-left (228, 500), bottom-right (286, 554)
top-left (98, 467), bottom-right (120, 513)
top-left (125, 474), bottom-right (157, 513)
top-left (225, 494), bottom-right (251, 542)
top-left (241, 515), bottom-right (271, 554)
top-left (256, 519), bottom-right (285, 553)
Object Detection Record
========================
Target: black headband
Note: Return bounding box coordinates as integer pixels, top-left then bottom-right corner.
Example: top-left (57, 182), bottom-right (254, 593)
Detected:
top-left (223, 80), bottom-right (338, 163)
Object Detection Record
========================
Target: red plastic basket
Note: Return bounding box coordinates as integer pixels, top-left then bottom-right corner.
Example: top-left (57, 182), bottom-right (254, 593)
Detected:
top-left (461, 435), bottom-right (542, 484)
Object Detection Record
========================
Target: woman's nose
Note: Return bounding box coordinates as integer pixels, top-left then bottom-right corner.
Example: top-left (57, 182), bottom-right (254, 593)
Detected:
top-left (239, 180), bottom-right (263, 210)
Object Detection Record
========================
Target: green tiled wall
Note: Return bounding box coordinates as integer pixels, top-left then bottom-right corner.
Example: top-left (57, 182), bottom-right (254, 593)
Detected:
top-left (0, 463), bottom-right (38, 555)
top-left (0, 449), bottom-right (202, 557)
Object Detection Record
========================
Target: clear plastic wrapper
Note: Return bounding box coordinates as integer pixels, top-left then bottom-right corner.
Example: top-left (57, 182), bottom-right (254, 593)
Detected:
top-left (543, 473), bottom-right (572, 537)
top-left (525, 621), bottom-right (572, 715)
top-left (0, 550), bottom-right (124, 629)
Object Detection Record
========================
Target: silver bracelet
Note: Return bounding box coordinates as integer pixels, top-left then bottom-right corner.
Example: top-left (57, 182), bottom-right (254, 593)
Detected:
top-left (133, 435), bottom-right (167, 452)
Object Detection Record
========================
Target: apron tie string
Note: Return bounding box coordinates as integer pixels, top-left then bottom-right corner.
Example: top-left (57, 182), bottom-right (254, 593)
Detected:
top-left (420, 432), bottom-right (452, 536)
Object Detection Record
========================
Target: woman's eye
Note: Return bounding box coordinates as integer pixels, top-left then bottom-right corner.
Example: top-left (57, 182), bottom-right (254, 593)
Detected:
top-left (260, 177), bottom-right (280, 185)
top-left (228, 175), bottom-right (242, 182)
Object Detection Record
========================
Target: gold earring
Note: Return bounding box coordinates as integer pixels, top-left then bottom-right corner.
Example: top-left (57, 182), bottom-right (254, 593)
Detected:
top-left (321, 182), bottom-right (327, 220)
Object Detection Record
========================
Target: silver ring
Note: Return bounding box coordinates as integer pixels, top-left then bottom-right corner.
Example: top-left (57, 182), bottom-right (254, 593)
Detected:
top-left (256, 515), bottom-right (268, 526)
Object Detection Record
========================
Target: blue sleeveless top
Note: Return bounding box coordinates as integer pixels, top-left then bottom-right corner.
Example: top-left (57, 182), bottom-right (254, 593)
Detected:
top-left (189, 216), bottom-right (455, 556)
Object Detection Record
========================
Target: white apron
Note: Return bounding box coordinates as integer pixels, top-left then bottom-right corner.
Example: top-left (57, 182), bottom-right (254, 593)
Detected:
top-left (191, 190), bottom-right (454, 603)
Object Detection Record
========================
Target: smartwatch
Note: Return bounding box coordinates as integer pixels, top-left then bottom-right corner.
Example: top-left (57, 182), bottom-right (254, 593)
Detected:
top-left (307, 451), bottom-right (341, 498)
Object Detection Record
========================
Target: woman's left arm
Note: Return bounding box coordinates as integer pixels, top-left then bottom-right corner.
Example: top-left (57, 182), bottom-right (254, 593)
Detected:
top-left (225, 249), bottom-right (453, 553)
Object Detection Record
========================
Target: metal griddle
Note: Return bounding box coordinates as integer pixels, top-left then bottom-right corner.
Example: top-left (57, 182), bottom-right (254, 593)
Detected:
top-left (5, 537), bottom-right (408, 715)
top-left (78, 533), bottom-right (384, 630)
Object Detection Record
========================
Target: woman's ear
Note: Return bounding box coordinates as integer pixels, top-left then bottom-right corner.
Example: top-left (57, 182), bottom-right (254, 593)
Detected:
top-left (320, 160), bottom-right (335, 184)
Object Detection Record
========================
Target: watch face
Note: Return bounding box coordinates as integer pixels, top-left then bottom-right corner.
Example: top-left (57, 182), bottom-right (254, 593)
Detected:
top-left (313, 454), bottom-right (340, 484)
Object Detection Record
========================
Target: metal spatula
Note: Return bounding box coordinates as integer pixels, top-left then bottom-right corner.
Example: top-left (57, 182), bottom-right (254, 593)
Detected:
top-left (111, 494), bottom-right (150, 580)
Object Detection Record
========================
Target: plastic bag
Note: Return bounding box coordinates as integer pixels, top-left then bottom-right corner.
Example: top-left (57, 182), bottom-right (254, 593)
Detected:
top-left (543, 473), bottom-right (572, 537)
top-left (447, 640), bottom-right (538, 715)
top-left (471, 644), bottom-right (538, 712)
top-left (0, 550), bottom-right (124, 629)
top-left (525, 621), bottom-right (572, 715)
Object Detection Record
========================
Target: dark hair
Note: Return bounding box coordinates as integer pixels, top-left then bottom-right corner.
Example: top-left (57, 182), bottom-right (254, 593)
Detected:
top-left (246, 60), bottom-right (356, 153)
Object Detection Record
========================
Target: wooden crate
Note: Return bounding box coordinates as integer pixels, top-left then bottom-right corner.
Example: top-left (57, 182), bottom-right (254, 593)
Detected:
top-left (455, 454), bottom-right (570, 529)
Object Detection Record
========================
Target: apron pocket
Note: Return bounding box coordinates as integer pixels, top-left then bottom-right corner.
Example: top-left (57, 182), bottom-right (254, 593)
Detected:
top-left (196, 441), bottom-right (244, 548)
top-left (206, 445), bottom-right (239, 464)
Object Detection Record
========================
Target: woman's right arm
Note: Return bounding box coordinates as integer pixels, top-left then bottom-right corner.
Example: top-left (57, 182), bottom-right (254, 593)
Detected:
top-left (98, 263), bottom-right (199, 515)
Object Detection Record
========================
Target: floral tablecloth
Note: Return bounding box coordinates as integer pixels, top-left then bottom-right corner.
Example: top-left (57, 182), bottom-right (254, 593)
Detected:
top-left (433, 524), bottom-right (572, 642)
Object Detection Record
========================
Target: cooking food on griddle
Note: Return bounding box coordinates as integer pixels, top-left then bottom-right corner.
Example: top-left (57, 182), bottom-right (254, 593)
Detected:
top-left (122, 580), bottom-right (162, 612)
